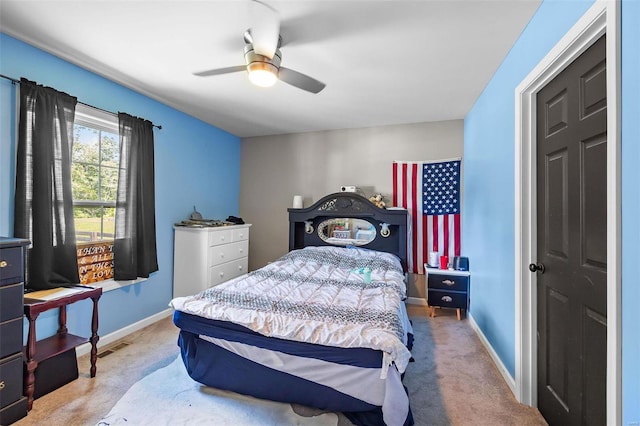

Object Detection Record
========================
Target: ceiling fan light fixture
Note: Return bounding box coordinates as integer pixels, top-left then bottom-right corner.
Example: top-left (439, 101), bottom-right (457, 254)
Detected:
top-left (247, 62), bottom-right (278, 87)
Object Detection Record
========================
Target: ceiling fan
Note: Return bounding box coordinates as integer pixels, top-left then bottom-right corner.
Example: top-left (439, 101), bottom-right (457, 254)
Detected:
top-left (194, 0), bottom-right (326, 94)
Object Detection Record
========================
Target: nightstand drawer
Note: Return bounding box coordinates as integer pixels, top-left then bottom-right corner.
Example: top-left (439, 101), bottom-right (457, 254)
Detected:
top-left (427, 272), bottom-right (469, 292)
top-left (427, 289), bottom-right (468, 309)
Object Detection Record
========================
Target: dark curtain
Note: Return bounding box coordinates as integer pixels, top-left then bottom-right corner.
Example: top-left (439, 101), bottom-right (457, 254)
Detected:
top-left (14, 78), bottom-right (80, 289)
top-left (114, 113), bottom-right (158, 280)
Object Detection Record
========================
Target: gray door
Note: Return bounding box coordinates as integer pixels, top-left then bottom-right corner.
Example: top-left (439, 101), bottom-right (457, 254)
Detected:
top-left (535, 35), bottom-right (607, 425)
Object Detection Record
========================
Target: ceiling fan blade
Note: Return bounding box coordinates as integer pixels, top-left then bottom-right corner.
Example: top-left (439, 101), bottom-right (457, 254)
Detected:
top-left (249, 0), bottom-right (280, 59)
top-left (193, 65), bottom-right (246, 77)
top-left (279, 67), bottom-right (326, 94)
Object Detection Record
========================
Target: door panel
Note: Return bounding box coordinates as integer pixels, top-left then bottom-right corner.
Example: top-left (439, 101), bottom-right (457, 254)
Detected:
top-left (582, 307), bottom-right (607, 425)
top-left (581, 135), bottom-right (607, 268)
top-left (580, 61), bottom-right (607, 119)
top-left (546, 287), bottom-right (570, 410)
top-left (545, 149), bottom-right (569, 259)
top-left (536, 34), bottom-right (607, 425)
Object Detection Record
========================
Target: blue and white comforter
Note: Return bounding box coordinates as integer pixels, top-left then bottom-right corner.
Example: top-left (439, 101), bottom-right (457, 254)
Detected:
top-left (170, 246), bottom-right (412, 375)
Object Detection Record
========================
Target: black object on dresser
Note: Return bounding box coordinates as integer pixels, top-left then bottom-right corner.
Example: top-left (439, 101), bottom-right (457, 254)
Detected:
top-left (425, 267), bottom-right (471, 321)
top-left (0, 237), bottom-right (30, 425)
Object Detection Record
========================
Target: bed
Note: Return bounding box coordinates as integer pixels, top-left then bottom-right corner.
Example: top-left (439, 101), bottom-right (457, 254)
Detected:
top-left (170, 193), bottom-right (412, 426)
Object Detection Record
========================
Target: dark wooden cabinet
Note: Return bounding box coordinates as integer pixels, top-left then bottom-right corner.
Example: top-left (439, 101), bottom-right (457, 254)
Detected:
top-left (425, 267), bottom-right (471, 320)
top-left (0, 237), bottom-right (29, 425)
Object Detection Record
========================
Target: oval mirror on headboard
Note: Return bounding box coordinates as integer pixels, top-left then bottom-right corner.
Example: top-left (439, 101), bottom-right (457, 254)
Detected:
top-left (317, 218), bottom-right (377, 246)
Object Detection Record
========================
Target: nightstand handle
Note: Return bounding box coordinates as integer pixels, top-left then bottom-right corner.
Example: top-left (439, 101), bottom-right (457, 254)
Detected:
top-left (0, 260), bottom-right (7, 268)
top-left (441, 295), bottom-right (453, 302)
top-left (442, 279), bottom-right (455, 286)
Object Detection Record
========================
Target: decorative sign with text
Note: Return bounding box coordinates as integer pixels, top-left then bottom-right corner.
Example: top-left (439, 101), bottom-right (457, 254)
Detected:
top-left (77, 241), bottom-right (114, 284)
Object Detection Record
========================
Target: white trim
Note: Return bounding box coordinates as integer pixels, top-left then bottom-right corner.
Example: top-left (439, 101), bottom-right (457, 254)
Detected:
top-left (75, 308), bottom-right (173, 357)
top-left (406, 296), bottom-right (428, 306)
top-left (514, 1), bottom-right (621, 425)
top-left (605, 3), bottom-right (622, 423)
top-left (425, 268), bottom-right (470, 277)
top-left (468, 313), bottom-right (516, 395)
top-left (97, 277), bottom-right (147, 292)
top-left (74, 103), bottom-right (118, 134)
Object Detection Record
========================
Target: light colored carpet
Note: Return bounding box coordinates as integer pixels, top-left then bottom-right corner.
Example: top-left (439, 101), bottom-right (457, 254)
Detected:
top-left (403, 308), bottom-right (547, 425)
top-left (95, 355), bottom-right (338, 426)
top-left (14, 306), bottom-right (547, 426)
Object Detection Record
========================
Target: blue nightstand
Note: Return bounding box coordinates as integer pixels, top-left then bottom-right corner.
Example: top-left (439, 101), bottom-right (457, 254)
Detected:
top-left (424, 264), bottom-right (470, 320)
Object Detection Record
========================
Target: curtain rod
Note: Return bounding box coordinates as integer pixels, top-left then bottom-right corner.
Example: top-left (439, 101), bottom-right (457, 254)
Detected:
top-left (0, 73), bottom-right (162, 130)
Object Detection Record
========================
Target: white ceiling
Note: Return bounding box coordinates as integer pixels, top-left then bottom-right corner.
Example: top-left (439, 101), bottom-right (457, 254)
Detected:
top-left (0, 0), bottom-right (540, 138)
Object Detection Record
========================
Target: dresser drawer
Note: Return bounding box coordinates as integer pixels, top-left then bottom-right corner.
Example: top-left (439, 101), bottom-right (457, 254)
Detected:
top-left (0, 318), bottom-right (23, 359)
top-left (427, 272), bottom-right (469, 292)
top-left (0, 352), bottom-right (24, 408)
top-left (0, 396), bottom-right (28, 425)
top-left (208, 229), bottom-right (233, 247)
top-left (0, 283), bottom-right (23, 322)
top-left (427, 289), bottom-right (468, 310)
top-left (232, 227), bottom-right (249, 242)
top-left (208, 240), bottom-right (249, 267)
top-left (0, 247), bottom-right (24, 286)
top-left (209, 258), bottom-right (248, 286)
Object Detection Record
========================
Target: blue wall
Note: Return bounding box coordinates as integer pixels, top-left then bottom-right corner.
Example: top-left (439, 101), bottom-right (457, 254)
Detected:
top-left (463, 0), bottom-right (639, 423)
top-left (0, 33), bottom-right (241, 340)
top-left (621, 0), bottom-right (640, 423)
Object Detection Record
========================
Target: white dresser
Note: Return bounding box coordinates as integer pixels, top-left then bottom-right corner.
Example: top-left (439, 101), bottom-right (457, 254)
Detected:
top-left (173, 224), bottom-right (251, 297)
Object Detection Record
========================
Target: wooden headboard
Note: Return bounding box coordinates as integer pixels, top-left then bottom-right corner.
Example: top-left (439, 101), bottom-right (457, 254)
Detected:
top-left (288, 192), bottom-right (408, 272)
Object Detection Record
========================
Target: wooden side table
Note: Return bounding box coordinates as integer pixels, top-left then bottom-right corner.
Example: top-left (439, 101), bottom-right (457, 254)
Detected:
top-left (23, 286), bottom-right (102, 410)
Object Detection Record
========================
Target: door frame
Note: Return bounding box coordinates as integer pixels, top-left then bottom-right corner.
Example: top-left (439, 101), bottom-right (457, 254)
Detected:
top-left (514, 1), bottom-right (621, 424)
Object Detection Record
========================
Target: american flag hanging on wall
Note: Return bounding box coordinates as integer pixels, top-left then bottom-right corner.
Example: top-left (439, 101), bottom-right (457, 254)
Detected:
top-left (392, 160), bottom-right (462, 274)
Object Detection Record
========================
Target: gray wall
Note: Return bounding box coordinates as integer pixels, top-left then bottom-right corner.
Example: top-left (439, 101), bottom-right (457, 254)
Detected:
top-left (239, 119), bottom-right (463, 298)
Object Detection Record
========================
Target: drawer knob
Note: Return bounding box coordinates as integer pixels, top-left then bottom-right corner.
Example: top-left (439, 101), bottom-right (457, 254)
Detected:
top-left (239, 248), bottom-right (244, 253)
top-left (238, 265), bottom-right (243, 271)
top-left (220, 253), bottom-right (225, 258)
top-left (442, 279), bottom-right (455, 286)
top-left (219, 272), bottom-right (224, 278)
top-left (0, 380), bottom-right (5, 389)
top-left (0, 260), bottom-right (7, 268)
top-left (441, 295), bottom-right (453, 302)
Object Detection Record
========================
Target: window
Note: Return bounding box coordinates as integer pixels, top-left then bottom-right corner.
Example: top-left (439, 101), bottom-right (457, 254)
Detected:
top-left (72, 104), bottom-right (119, 284)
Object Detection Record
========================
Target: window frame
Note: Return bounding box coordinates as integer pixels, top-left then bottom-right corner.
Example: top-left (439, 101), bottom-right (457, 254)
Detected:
top-left (73, 104), bottom-right (119, 242)
top-left (72, 105), bottom-right (145, 291)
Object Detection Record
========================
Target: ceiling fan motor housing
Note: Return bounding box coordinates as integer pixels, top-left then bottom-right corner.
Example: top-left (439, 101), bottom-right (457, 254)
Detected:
top-left (244, 43), bottom-right (282, 75)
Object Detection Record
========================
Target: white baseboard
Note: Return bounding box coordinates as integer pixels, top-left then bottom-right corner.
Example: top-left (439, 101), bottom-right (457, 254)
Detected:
top-left (75, 308), bottom-right (173, 358)
top-left (468, 312), bottom-right (517, 396)
top-left (406, 296), bottom-right (428, 306)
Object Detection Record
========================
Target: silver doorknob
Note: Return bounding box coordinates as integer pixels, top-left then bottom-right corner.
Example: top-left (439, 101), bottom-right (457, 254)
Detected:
top-left (529, 263), bottom-right (545, 273)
